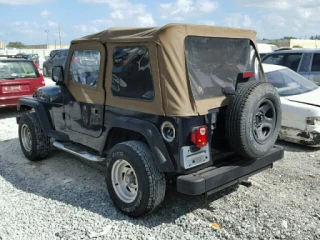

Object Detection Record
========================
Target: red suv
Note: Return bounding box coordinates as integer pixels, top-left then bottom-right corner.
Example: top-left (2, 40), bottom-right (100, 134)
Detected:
top-left (0, 58), bottom-right (45, 107)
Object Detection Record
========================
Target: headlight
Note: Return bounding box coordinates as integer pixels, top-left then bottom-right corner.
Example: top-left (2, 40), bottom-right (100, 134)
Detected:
top-left (306, 117), bottom-right (320, 126)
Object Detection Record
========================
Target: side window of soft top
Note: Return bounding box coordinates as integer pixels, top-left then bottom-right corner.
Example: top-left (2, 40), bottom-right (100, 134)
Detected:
top-left (68, 49), bottom-right (101, 87)
top-left (111, 46), bottom-right (154, 100)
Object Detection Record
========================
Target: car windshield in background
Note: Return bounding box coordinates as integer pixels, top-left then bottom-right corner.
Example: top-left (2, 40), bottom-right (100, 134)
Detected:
top-left (266, 68), bottom-right (318, 96)
top-left (0, 61), bottom-right (39, 80)
top-left (185, 36), bottom-right (263, 100)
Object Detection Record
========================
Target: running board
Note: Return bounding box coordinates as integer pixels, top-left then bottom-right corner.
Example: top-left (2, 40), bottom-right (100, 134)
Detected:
top-left (53, 141), bottom-right (105, 162)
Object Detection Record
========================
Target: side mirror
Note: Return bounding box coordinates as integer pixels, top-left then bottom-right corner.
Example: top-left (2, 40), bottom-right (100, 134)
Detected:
top-left (52, 66), bottom-right (64, 84)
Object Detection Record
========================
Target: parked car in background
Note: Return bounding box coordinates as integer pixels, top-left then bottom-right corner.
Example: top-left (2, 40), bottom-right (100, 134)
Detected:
top-left (262, 49), bottom-right (320, 85)
top-left (75, 50), bottom-right (100, 66)
top-left (45, 49), bottom-right (61, 61)
top-left (14, 53), bottom-right (40, 66)
top-left (49, 49), bottom-right (59, 58)
top-left (257, 43), bottom-right (278, 58)
top-left (263, 63), bottom-right (320, 146)
top-left (0, 58), bottom-right (45, 107)
top-left (43, 49), bottom-right (69, 77)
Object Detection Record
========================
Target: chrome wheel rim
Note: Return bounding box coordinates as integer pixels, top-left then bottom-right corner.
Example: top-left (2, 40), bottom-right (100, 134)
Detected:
top-left (21, 124), bottom-right (32, 152)
top-left (111, 159), bottom-right (138, 203)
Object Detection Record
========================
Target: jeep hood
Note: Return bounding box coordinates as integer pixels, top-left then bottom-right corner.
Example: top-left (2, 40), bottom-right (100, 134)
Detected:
top-left (284, 88), bottom-right (320, 107)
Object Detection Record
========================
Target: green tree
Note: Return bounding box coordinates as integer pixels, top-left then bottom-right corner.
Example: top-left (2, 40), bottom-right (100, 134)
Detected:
top-left (310, 35), bottom-right (320, 40)
top-left (282, 36), bottom-right (297, 40)
top-left (292, 45), bottom-right (303, 48)
top-left (7, 42), bottom-right (26, 49)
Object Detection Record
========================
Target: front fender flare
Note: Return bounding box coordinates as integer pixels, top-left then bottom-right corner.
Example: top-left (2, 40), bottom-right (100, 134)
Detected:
top-left (100, 117), bottom-right (176, 173)
top-left (17, 97), bottom-right (68, 141)
top-left (18, 97), bottom-right (53, 134)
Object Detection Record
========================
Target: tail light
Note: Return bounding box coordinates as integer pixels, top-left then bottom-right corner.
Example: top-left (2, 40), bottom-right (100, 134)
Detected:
top-left (242, 71), bottom-right (254, 78)
top-left (191, 126), bottom-right (208, 148)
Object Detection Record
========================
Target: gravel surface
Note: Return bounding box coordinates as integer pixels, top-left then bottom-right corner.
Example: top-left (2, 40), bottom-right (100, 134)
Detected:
top-left (0, 78), bottom-right (319, 240)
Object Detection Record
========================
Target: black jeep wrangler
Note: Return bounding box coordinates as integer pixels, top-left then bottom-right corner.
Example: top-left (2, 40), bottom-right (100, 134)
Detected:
top-left (17, 24), bottom-right (283, 217)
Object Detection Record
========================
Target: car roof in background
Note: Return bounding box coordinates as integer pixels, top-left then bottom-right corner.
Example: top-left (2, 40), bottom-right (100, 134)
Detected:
top-left (262, 63), bottom-right (287, 73)
top-left (52, 49), bottom-right (68, 51)
top-left (0, 58), bottom-right (33, 62)
top-left (266, 48), bottom-right (320, 54)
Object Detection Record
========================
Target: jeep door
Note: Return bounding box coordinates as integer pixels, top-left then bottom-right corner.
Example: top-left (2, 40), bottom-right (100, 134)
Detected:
top-left (62, 42), bottom-right (106, 138)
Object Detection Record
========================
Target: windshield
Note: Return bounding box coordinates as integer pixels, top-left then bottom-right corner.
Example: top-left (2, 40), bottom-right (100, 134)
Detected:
top-left (265, 68), bottom-right (318, 96)
top-left (185, 36), bottom-right (263, 100)
top-left (0, 61), bottom-right (39, 80)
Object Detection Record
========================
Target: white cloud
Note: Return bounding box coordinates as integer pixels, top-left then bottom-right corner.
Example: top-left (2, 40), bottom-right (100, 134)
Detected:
top-left (10, 21), bottom-right (41, 36)
top-left (234, 0), bottom-right (320, 39)
top-left (40, 10), bottom-right (50, 18)
top-left (0, 0), bottom-right (51, 5)
top-left (47, 21), bottom-right (58, 28)
top-left (198, 20), bottom-right (216, 26)
top-left (110, 11), bottom-right (124, 20)
top-left (197, 0), bottom-right (219, 13)
top-left (234, 0), bottom-right (291, 10)
top-left (138, 14), bottom-right (156, 26)
top-left (159, 0), bottom-right (219, 21)
top-left (75, 0), bottom-right (156, 35)
top-left (74, 24), bottom-right (96, 33)
top-left (224, 14), bottom-right (252, 29)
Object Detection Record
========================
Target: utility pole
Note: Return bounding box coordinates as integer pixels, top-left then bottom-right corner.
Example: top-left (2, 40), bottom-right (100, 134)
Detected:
top-left (59, 26), bottom-right (62, 48)
top-left (45, 29), bottom-right (49, 48)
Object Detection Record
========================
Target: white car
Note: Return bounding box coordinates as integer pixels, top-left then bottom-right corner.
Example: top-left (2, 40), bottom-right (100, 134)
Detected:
top-left (263, 63), bottom-right (320, 147)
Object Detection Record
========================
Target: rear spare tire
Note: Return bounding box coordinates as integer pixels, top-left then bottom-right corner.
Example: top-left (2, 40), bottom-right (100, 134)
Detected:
top-left (226, 81), bottom-right (281, 158)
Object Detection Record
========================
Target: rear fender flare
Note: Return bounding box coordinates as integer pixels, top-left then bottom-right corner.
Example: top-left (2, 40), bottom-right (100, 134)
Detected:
top-left (100, 117), bottom-right (176, 172)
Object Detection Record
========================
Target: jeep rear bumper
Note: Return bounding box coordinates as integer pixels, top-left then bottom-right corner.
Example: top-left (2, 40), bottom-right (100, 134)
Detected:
top-left (177, 145), bottom-right (284, 195)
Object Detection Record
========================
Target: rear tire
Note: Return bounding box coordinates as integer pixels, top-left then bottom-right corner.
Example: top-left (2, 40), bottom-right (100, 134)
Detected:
top-left (18, 113), bottom-right (50, 161)
top-left (226, 81), bottom-right (281, 158)
top-left (105, 141), bottom-right (166, 217)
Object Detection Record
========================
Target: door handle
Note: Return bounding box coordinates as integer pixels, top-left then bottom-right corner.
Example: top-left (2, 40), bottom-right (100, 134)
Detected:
top-left (94, 109), bottom-right (98, 115)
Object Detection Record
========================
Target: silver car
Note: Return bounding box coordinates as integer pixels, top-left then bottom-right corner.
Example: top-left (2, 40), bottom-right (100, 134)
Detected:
top-left (262, 49), bottom-right (320, 85)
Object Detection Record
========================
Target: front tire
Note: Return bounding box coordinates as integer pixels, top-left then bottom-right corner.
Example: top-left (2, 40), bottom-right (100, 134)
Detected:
top-left (18, 113), bottom-right (50, 161)
top-left (105, 141), bottom-right (166, 217)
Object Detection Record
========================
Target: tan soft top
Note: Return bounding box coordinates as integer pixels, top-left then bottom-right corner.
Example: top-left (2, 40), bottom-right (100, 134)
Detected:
top-left (72, 24), bottom-right (257, 44)
top-left (72, 24), bottom-right (260, 116)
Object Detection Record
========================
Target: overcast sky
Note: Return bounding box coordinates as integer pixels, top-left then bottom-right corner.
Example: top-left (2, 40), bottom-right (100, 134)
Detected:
top-left (0, 0), bottom-right (319, 45)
